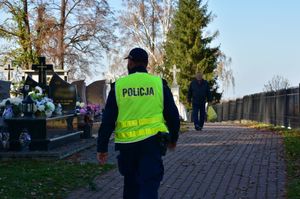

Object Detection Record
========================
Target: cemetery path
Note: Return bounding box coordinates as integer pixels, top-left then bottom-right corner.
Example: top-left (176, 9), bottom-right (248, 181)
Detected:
top-left (66, 123), bottom-right (286, 199)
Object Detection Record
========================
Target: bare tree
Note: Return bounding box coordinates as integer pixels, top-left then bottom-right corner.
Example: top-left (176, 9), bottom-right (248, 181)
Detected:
top-left (41, 0), bottom-right (116, 80)
top-left (118, 0), bottom-right (175, 73)
top-left (33, 3), bottom-right (57, 58)
top-left (215, 52), bottom-right (235, 93)
top-left (0, 0), bottom-right (116, 80)
top-left (263, 75), bottom-right (291, 92)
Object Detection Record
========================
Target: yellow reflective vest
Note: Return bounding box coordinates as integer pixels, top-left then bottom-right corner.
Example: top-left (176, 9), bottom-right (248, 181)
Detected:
top-left (115, 72), bottom-right (168, 143)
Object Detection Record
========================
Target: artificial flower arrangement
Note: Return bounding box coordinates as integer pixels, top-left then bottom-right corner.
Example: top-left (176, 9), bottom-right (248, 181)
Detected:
top-left (0, 97), bottom-right (23, 118)
top-left (76, 102), bottom-right (102, 122)
top-left (0, 86), bottom-right (57, 118)
top-left (28, 86), bottom-right (56, 117)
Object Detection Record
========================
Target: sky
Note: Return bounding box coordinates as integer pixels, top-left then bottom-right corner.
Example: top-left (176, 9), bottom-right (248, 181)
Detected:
top-left (109, 0), bottom-right (300, 99)
top-left (0, 1), bottom-right (299, 100)
top-left (206, 0), bottom-right (300, 99)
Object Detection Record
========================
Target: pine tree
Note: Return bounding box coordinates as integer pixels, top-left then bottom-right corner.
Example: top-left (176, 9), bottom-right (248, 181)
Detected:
top-left (164, 0), bottom-right (221, 103)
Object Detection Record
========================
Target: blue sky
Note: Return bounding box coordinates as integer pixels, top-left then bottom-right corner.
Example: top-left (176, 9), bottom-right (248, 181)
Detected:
top-left (207, 0), bottom-right (300, 99)
top-left (0, 1), bottom-right (299, 99)
top-left (110, 0), bottom-right (300, 99)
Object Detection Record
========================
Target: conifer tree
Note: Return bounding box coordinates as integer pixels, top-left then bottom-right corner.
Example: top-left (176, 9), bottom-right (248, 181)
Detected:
top-left (164, 0), bottom-right (221, 103)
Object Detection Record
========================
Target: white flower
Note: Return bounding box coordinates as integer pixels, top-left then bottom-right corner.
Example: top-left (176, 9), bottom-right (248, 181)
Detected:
top-left (35, 86), bottom-right (43, 94)
top-left (46, 102), bottom-right (55, 112)
top-left (80, 102), bottom-right (85, 108)
top-left (37, 105), bottom-right (45, 112)
top-left (10, 97), bottom-right (22, 106)
top-left (44, 97), bottom-right (53, 103)
top-left (0, 99), bottom-right (7, 107)
top-left (76, 101), bottom-right (81, 106)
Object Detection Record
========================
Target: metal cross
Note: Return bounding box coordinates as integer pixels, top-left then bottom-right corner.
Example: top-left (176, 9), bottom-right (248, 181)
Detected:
top-left (171, 65), bottom-right (180, 85)
top-left (32, 57), bottom-right (53, 86)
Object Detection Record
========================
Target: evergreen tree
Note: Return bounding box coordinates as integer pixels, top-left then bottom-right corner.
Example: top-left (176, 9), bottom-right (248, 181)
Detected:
top-left (164, 0), bottom-right (221, 103)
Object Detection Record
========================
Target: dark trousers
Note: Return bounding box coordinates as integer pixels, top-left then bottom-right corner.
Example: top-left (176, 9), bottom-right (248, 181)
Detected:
top-left (192, 103), bottom-right (206, 128)
top-left (117, 136), bottom-right (164, 199)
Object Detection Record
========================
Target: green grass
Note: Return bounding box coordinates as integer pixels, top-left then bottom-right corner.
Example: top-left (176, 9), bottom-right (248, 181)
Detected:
top-left (243, 121), bottom-right (300, 199)
top-left (282, 129), bottom-right (300, 199)
top-left (0, 160), bottom-right (114, 199)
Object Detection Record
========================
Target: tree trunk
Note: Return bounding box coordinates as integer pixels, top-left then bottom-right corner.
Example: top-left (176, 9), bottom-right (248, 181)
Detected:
top-left (35, 4), bottom-right (45, 57)
top-left (58, 0), bottom-right (66, 70)
top-left (23, 0), bottom-right (34, 69)
top-left (150, 1), bottom-right (156, 73)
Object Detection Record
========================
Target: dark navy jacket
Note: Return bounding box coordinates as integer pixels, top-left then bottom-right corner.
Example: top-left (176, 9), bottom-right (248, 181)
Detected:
top-left (97, 66), bottom-right (180, 153)
top-left (187, 79), bottom-right (212, 105)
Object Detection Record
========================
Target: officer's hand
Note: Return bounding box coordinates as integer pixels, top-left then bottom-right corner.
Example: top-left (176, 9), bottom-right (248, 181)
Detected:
top-left (167, 142), bottom-right (177, 151)
top-left (97, 152), bottom-right (108, 165)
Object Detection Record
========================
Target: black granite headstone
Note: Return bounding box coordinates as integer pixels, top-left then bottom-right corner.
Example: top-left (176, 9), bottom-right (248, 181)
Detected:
top-left (22, 76), bottom-right (39, 96)
top-left (49, 73), bottom-right (77, 113)
top-left (0, 80), bottom-right (11, 100)
top-left (86, 80), bottom-right (107, 106)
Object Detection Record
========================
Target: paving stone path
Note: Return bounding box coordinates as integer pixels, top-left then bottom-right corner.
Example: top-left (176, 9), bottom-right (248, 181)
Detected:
top-left (66, 123), bottom-right (286, 199)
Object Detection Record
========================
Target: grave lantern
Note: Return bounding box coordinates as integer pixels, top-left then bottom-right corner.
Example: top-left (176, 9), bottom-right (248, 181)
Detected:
top-left (22, 95), bottom-right (35, 117)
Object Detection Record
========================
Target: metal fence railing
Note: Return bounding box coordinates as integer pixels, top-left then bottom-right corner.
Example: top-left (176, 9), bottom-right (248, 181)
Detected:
top-left (215, 84), bottom-right (300, 128)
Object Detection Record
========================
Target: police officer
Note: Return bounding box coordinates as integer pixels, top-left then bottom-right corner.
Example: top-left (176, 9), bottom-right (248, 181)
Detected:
top-left (97, 47), bottom-right (180, 199)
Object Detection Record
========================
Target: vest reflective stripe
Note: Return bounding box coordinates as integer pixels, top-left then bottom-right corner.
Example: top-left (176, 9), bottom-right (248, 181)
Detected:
top-left (116, 115), bottom-right (164, 128)
top-left (115, 73), bottom-right (168, 143)
top-left (116, 126), bottom-right (167, 141)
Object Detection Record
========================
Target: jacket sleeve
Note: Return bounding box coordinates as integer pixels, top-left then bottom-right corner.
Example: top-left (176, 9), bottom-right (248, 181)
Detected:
top-left (162, 79), bottom-right (180, 143)
top-left (97, 83), bottom-right (118, 153)
top-left (187, 81), bottom-right (192, 103)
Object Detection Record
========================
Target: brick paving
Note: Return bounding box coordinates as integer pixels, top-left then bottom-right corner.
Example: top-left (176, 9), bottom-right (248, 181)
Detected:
top-left (66, 123), bottom-right (286, 199)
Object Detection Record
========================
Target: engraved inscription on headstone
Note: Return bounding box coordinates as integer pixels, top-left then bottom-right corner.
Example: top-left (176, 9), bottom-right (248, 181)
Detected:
top-left (49, 73), bottom-right (77, 113)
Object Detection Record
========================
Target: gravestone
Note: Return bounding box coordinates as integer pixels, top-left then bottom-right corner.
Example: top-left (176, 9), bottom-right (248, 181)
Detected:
top-left (32, 57), bottom-right (54, 86)
top-left (170, 65), bottom-right (187, 121)
top-left (71, 80), bottom-right (87, 104)
top-left (171, 65), bottom-right (180, 86)
top-left (170, 65), bottom-right (180, 106)
top-left (0, 80), bottom-right (11, 100)
top-left (49, 73), bottom-right (77, 113)
top-left (86, 80), bottom-right (107, 106)
top-left (22, 76), bottom-right (39, 97)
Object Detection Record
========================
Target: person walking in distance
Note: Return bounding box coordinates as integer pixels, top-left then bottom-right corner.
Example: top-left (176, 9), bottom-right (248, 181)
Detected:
top-left (188, 72), bottom-right (212, 131)
top-left (97, 47), bottom-right (180, 199)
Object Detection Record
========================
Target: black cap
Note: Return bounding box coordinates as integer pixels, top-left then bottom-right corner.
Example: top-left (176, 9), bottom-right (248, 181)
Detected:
top-left (125, 48), bottom-right (148, 63)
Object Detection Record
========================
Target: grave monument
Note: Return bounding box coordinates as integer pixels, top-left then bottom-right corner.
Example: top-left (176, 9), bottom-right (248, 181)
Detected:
top-left (2, 58), bottom-right (84, 151)
top-left (170, 65), bottom-right (188, 121)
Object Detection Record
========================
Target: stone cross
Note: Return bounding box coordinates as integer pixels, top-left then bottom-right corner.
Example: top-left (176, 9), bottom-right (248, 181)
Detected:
top-left (32, 57), bottom-right (53, 86)
top-left (171, 65), bottom-right (180, 85)
top-left (4, 64), bottom-right (12, 81)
